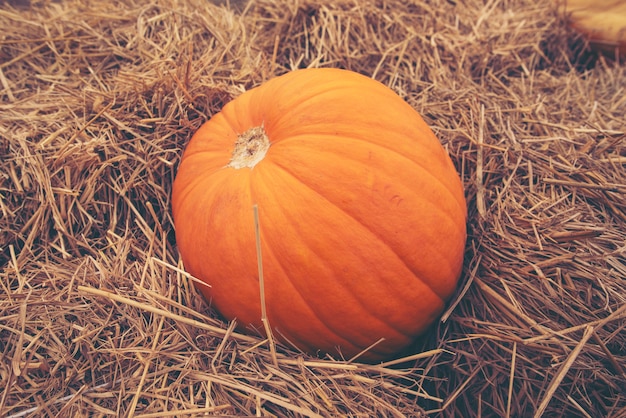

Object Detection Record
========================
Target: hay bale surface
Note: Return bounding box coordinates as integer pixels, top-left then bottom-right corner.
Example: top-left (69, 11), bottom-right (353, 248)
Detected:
top-left (1, 0), bottom-right (624, 416)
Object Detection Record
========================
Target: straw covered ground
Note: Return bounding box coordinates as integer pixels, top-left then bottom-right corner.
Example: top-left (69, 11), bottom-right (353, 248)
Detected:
top-left (1, 0), bottom-right (625, 416)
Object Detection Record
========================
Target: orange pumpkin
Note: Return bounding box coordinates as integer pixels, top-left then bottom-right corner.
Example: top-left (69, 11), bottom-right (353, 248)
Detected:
top-left (172, 68), bottom-right (467, 361)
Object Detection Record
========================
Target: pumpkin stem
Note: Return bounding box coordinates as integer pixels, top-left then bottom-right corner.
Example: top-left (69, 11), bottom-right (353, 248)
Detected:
top-left (228, 126), bottom-right (270, 169)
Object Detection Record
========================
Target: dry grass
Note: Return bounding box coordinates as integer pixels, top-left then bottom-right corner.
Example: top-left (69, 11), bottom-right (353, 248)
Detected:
top-left (1, 0), bottom-right (625, 416)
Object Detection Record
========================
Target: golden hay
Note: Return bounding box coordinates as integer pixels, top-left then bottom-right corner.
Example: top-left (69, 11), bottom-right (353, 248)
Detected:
top-left (1, 0), bottom-right (625, 416)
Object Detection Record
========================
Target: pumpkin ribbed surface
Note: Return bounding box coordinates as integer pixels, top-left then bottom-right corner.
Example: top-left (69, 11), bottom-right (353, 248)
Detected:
top-left (172, 68), bottom-right (467, 361)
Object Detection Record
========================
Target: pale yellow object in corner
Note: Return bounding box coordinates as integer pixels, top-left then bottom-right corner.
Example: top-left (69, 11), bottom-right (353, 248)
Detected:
top-left (558, 0), bottom-right (626, 56)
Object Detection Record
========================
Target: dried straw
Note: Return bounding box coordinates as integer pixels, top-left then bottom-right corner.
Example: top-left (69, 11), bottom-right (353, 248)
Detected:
top-left (1, 0), bottom-right (625, 416)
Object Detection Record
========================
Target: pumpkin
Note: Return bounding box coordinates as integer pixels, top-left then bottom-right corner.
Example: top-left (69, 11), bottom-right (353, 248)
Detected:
top-left (172, 68), bottom-right (467, 361)
top-left (558, 0), bottom-right (626, 57)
